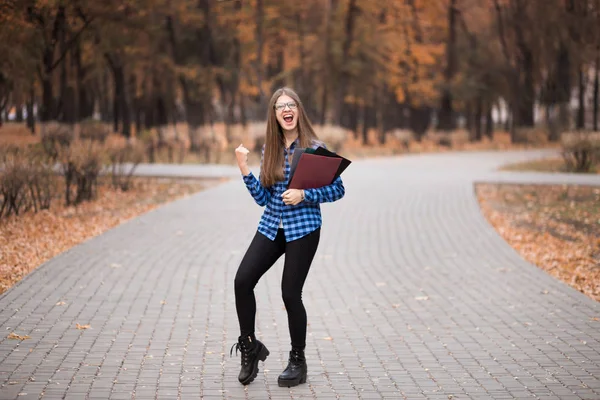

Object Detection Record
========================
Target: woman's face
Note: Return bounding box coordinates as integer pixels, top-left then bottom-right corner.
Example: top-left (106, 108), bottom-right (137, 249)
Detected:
top-left (274, 94), bottom-right (298, 132)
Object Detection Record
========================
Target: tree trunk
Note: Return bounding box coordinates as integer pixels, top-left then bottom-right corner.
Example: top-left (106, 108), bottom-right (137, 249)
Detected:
top-left (40, 74), bottom-right (55, 122)
top-left (295, 9), bottom-right (306, 98)
top-left (156, 95), bottom-right (168, 127)
top-left (348, 103), bottom-right (359, 136)
top-left (75, 41), bottom-right (93, 121)
top-left (360, 104), bottom-right (368, 145)
top-left (27, 84), bottom-right (35, 133)
top-left (511, 0), bottom-right (535, 131)
top-left (558, 103), bottom-right (570, 137)
top-left (334, 0), bottom-right (358, 126)
top-left (15, 104), bottom-right (23, 122)
top-left (503, 109), bottom-right (509, 132)
top-left (376, 89), bottom-right (385, 145)
top-left (255, 0), bottom-right (265, 108)
top-left (382, 88), bottom-right (405, 134)
top-left (438, 0), bottom-right (457, 131)
top-left (97, 72), bottom-right (109, 123)
top-left (544, 42), bottom-right (571, 141)
top-left (28, 5), bottom-right (93, 123)
top-left (63, 86), bottom-right (76, 124)
top-left (516, 44), bottom-right (534, 127)
top-left (134, 96), bottom-right (142, 135)
top-left (39, 12), bottom-right (61, 122)
top-left (218, 79), bottom-right (233, 141)
top-left (168, 2), bottom-right (215, 140)
top-left (577, 66), bottom-right (585, 129)
top-left (485, 102), bottom-right (494, 138)
top-left (319, 0), bottom-right (337, 125)
top-left (130, 74), bottom-right (141, 134)
top-left (180, 79), bottom-right (206, 128)
top-left (57, 23), bottom-right (68, 122)
top-left (122, 75), bottom-right (132, 138)
top-left (474, 96), bottom-right (483, 141)
top-left (269, 39), bottom-right (285, 93)
top-left (112, 80), bottom-right (120, 133)
top-left (594, 55), bottom-right (599, 131)
top-left (106, 54), bottom-right (131, 137)
top-left (232, 2), bottom-right (243, 127)
top-left (240, 94), bottom-right (247, 126)
top-left (409, 106), bottom-right (431, 141)
top-left (465, 101), bottom-right (473, 132)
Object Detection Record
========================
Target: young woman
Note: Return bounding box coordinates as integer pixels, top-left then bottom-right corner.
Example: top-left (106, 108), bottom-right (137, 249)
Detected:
top-left (231, 87), bottom-right (345, 387)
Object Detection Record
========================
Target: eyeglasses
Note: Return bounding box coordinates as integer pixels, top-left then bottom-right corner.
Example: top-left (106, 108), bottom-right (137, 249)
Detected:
top-left (274, 102), bottom-right (297, 111)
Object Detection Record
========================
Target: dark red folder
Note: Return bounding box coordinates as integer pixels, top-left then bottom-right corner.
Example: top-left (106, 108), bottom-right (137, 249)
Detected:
top-left (288, 153), bottom-right (342, 190)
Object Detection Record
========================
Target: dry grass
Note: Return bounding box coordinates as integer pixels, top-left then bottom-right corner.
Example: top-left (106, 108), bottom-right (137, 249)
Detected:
top-left (1, 122), bottom-right (558, 166)
top-left (339, 129), bottom-right (558, 160)
top-left (501, 158), bottom-right (600, 174)
top-left (0, 123), bottom-right (40, 146)
top-left (476, 183), bottom-right (600, 301)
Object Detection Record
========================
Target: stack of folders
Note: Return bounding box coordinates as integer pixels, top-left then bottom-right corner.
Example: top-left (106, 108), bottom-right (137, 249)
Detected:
top-left (287, 146), bottom-right (351, 190)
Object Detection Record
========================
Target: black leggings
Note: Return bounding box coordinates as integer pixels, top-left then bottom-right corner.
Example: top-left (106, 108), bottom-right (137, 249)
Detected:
top-left (234, 228), bottom-right (320, 350)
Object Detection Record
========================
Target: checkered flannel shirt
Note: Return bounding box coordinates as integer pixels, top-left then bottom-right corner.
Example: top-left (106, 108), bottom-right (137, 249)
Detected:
top-left (242, 139), bottom-right (345, 242)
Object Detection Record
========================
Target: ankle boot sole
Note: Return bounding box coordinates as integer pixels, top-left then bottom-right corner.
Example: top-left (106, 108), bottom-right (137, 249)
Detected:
top-left (277, 372), bottom-right (307, 387)
top-left (239, 344), bottom-right (270, 385)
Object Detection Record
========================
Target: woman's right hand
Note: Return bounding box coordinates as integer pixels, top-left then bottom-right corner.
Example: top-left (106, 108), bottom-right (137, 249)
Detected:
top-left (235, 144), bottom-right (251, 175)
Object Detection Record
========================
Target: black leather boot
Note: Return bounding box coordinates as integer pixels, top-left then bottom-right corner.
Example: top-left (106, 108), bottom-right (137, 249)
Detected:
top-left (277, 348), bottom-right (307, 387)
top-left (230, 335), bottom-right (270, 385)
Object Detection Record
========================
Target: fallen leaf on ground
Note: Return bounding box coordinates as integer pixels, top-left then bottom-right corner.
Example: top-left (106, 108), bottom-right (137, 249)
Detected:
top-left (0, 176), bottom-right (222, 295)
top-left (76, 323), bottom-right (91, 330)
top-left (476, 183), bottom-right (599, 302)
top-left (7, 332), bottom-right (30, 340)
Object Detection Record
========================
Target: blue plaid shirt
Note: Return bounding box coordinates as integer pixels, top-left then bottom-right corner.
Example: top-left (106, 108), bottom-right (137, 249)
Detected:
top-left (242, 139), bottom-right (345, 242)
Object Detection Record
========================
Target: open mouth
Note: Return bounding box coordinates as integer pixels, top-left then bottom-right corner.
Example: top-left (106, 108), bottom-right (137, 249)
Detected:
top-left (283, 114), bottom-right (294, 123)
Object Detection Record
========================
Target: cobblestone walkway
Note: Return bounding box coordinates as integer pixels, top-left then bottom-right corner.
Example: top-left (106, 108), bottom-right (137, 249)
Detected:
top-left (1, 149), bottom-right (599, 400)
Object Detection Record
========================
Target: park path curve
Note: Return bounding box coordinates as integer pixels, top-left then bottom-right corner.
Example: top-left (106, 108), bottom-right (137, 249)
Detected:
top-left (1, 149), bottom-right (599, 400)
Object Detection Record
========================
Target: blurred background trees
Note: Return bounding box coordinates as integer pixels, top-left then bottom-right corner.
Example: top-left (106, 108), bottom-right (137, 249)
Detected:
top-left (0, 0), bottom-right (599, 146)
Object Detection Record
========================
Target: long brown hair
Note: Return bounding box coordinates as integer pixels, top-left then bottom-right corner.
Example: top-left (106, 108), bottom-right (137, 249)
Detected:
top-left (260, 87), bottom-right (320, 187)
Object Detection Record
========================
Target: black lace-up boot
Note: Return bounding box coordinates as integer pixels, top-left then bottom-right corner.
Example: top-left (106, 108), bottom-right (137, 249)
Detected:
top-left (277, 348), bottom-right (307, 387)
top-left (230, 335), bottom-right (270, 385)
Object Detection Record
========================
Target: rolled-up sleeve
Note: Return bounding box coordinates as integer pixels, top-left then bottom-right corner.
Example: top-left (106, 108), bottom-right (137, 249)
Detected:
top-left (243, 171), bottom-right (271, 207)
top-left (303, 175), bottom-right (345, 204)
top-left (242, 145), bottom-right (272, 207)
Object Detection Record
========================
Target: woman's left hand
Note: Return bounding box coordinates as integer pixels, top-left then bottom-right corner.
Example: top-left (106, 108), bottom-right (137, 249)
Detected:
top-left (282, 189), bottom-right (304, 205)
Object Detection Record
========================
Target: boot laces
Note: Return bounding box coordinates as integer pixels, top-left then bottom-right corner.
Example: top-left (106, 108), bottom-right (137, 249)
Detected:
top-left (290, 349), bottom-right (303, 363)
top-left (230, 340), bottom-right (252, 366)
